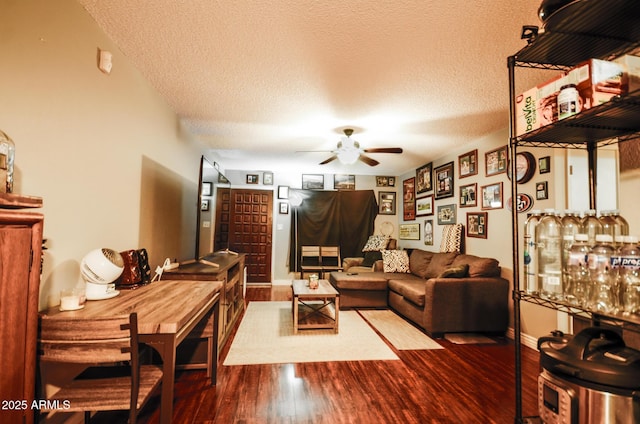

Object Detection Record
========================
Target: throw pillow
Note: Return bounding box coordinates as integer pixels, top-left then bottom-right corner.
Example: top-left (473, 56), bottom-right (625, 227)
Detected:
top-left (361, 250), bottom-right (383, 268)
top-left (362, 235), bottom-right (390, 252)
top-left (381, 250), bottom-right (411, 273)
top-left (437, 264), bottom-right (469, 279)
top-left (440, 224), bottom-right (463, 253)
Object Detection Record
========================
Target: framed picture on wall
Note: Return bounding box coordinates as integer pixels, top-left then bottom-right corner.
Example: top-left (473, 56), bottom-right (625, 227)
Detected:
top-left (201, 199), bottom-right (210, 211)
top-left (403, 177), bottom-right (416, 220)
top-left (246, 174), bottom-right (259, 184)
top-left (416, 194), bottom-right (434, 216)
top-left (376, 176), bottom-right (395, 187)
top-left (334, 174), bottom-right (355, 190)
top-left (263, 172), bottom-right (273, 185)
top-left (202, 182), bottom-right (212, 196)
top-left (278, 185), bottom-right (289, 199)
top-left (279, 202), bottom-right (289, 214)
top-left (459, 183), bottom-right (477, 208)
top-left (536, 181), bottom-right (549, 200)
top-left (467, 212), bottom-right (488, 239)
top-left (399, 223), bottom-right (420, 240)
top-left (437, 203), bottom-right (457, 225)
top-left (416, 162), bottom-right (432, 194)
top-left (481, 182), bottom-right (503, 210)
top-left (434, 161), bottom-right (454, 199)
top-left (424, 219), bottom-right (434, 246)
top-left (458, 149), bottom-right (478, 178)
top-left (485, 145), bottom-right (508, 176)
top-left (539, 156), bottom-right (551, 174)
top-left (302, 174), bottom-right (324, 189)
top-left (378, 191), bottom-right (396, 215)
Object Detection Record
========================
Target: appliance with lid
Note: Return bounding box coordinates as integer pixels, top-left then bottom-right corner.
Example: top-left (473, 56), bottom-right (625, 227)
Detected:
top-left (538, 327), bottom-right (640, 423)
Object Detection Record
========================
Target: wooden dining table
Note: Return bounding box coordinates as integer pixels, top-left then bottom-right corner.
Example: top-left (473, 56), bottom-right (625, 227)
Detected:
top-left (40, 279), bottom-right (223, 424)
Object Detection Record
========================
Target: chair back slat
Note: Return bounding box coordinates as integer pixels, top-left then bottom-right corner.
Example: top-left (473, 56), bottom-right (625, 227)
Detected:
top-left (320, 246), bottom-right (341, 266)
top-left (39, 314), bottom-right (133, 364)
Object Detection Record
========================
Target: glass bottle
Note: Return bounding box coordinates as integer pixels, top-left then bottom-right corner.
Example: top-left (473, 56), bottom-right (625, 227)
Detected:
top-left (598, 210), bottom-right (617, 240)
top-left (0, 130), bottom-right (15, 193)
top-left (619, 236), bottom-right (640, 315)
top-left (611, 210), bottom-right (630, 237)
top-left (581, 209), bottom-right (602, 248)
top-left (588, 234), bottom-right (616, 313)
top-left (561, 210), bottom-right (581, 239)
top-left (561, 234), bottom-right (574, 300)
top-left (565, 234), bottom-right (590, 306)
top-left (523, 210), bottom-right (541, 294)
top-left (537, 209), bottom-right (563, 300)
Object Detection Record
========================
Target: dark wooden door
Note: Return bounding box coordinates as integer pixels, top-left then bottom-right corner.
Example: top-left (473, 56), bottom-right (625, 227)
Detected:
top-left (215, 188), bottom-right (272, 283)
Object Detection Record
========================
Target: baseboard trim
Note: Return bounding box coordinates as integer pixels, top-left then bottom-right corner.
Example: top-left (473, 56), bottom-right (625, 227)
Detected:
top-left (506, 327), bottom-right (539, 351)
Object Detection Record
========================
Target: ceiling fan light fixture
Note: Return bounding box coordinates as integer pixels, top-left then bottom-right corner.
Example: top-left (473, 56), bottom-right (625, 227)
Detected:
top-left (337, 149), bottom-right (360, 165)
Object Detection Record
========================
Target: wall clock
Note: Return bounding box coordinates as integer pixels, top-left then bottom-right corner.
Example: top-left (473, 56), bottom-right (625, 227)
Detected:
top-left (509, 152), bottom-right (536, 184)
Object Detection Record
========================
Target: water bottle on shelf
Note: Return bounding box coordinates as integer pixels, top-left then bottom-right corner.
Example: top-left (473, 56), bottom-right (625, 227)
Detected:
top-left (537, 209), bottom-right (563, 300)
top-left (588, 234), bottom-right (616, 313)
top-left (618, 236), bottom-right (640, 315)
top-left (611, 209), bottom-right (630, 238)
top-left (561, 210), bottom-right (581, 239)
top-left (561, 234), bottom-right (574, 295)
top-left (523, 210), bottom-right (541, 294)
top-left (599, 210), bottom-right (617, 239)
top-left (581, 209), bottom-right (602, 248)
top-left (565, 234), bottom-right (590, 306)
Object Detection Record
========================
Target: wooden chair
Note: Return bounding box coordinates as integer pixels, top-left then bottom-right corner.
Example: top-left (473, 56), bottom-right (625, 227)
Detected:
top-left (320, 246), bottom-right (343, 277)
top-left (38, 313), bottom-right (163, 423)
top-left (300, 245), bottom-right (323, 279)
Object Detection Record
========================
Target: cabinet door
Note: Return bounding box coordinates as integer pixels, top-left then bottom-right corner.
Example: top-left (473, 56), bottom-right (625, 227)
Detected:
top-left (0, 226), bottom-right (35, 422)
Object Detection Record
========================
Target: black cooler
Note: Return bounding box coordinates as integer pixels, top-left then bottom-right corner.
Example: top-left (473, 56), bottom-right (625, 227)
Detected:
top-left (538, 327), bottom-right (640, 424)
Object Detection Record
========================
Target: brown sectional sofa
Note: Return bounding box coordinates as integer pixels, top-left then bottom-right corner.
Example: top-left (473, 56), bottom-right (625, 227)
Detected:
top-left (329, 249), bottom-right (509, 338)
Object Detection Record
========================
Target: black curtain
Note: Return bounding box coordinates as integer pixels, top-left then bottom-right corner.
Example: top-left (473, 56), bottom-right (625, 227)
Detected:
top-left (289, 190), bottom-right (378, 272)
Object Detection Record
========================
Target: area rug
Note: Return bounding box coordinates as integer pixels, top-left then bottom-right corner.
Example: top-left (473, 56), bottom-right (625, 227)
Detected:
top-left (223, 301), bottom-right (398, 365)
top-left (444, 333), bottom-right (497, 344)
top-left (358, 310), bottom-right (443, 350)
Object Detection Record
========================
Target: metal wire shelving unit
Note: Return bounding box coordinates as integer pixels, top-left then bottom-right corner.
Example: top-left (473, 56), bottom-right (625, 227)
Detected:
top-left (507, 1), bottom-right (640, 422)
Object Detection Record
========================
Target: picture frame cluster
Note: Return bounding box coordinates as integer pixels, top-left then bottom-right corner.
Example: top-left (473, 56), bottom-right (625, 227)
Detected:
top-left (398, 146), bottom-right (552, 241)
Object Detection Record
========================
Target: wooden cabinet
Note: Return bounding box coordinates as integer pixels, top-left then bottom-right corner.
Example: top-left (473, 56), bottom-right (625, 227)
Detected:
top-left (164, 252), bottom-right (246, 350)
top-left (0, 193), bottom-right (43, 424)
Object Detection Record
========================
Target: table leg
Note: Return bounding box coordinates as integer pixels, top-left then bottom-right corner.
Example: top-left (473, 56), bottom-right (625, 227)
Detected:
top-left (144, 335), bottom-right (177, 424)
top-left (293, 294), bottom-right (299, 334)
top-left (210, 300), bottom-right (219, 385)
top-left (334, 296), bottom-right (340, 333)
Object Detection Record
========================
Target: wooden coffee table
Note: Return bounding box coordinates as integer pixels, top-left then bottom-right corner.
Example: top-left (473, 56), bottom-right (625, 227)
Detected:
top-left (291, 279), bottom-right (340, 334)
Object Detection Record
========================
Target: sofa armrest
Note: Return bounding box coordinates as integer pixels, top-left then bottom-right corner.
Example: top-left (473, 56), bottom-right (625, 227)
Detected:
top-left (343, 257), bottom-right (364, 272)
top-left (422, 277), bottom-right (509, 335)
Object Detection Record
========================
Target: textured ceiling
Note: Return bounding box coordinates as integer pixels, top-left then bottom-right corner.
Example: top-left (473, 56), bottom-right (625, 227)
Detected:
top-left (78, 0), bottom-right (544, 175)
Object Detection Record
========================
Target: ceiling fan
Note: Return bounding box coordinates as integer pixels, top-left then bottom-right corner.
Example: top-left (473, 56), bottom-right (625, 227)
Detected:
top-left (316, 129), bottom-right (403, 166)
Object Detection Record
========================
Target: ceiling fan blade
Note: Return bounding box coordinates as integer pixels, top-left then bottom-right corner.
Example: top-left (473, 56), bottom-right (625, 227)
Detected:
top-left (363, 147), bottom-right (403, 154)
top-left (358, 155), bottom-right (379, 166)
top-left (319, 155), bottom-right (338, 165)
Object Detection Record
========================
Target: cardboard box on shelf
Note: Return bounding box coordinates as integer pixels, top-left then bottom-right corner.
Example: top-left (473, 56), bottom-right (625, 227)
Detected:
top-left (565, 58), bottom-right (626, 114)
top-left (515, 72), bottom-right (567, 136)
top-left (614, 54), bottom-right (640, 94)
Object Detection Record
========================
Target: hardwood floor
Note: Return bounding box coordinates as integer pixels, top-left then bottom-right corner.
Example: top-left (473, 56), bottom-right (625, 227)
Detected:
top-left (98, 285), bottom-right (541, 423)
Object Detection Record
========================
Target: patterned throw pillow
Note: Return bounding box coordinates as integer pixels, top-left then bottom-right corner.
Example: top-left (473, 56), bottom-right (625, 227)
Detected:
top-left (381, 250), bottom-right (411, 273)
top-left (362, 235), bottom-right (390, 252)
top-left (440, 224), bottom-right (463, 253)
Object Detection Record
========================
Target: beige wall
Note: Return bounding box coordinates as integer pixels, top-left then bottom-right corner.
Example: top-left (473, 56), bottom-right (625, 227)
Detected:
top-left (2, 0), bottom-right (205, 309)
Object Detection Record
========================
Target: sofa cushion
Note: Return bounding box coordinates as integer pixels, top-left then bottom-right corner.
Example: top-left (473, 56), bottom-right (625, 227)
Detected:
top-left (451, 254), bottom-right (501, 277)
top-left (388, 279), bottom-right (426, 306)
top-left (330, 272), bottom-right (389, 291)
top-left (381, 250), bottom-right (411, 273)
top-left (425, 252), bottom-right (458, 278)
top-left (409, 249), bottom-right (434, 278)
top-left (437, 263), bottom-right (469, 278)
top-left (362, 235), bottom-right (390, 252)
top-left (361, 250), bottom-right (382, 267)
top-left (440, 223), bottom-right (464, 253)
